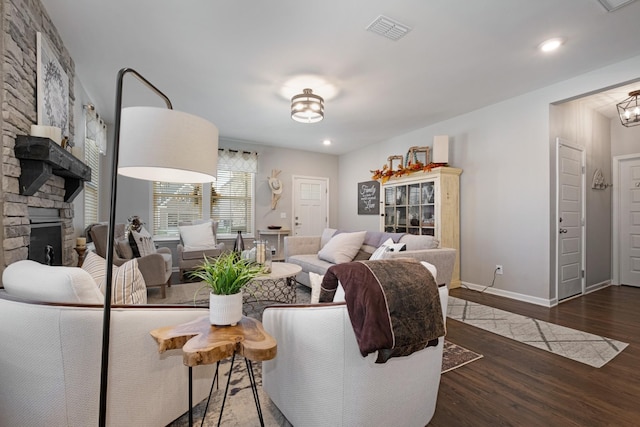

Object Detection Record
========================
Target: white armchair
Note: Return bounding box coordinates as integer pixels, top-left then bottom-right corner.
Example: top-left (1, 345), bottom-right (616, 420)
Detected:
top-left (262, 285), bottom-right (448, 427)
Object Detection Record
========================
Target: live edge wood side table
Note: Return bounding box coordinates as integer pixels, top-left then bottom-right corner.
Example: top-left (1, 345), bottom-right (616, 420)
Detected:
top-left (150, 316), bottom-right (277, 427)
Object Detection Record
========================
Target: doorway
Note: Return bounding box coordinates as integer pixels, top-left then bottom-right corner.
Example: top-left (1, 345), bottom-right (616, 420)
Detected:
top-left (556, 138), bottom-right (586, 301)
top-left (291, 176), bottom-right (328, 236)
top-left (613, 154), bottom-right (640, 287)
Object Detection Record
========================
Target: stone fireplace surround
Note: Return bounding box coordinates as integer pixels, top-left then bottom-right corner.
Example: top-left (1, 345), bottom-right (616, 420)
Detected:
top-left (1, 0), bottom-right (79, 273)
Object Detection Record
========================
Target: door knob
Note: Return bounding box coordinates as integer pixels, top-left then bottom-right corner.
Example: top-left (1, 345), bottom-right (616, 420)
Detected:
top-left (559, 228), bottom-right (568, 233)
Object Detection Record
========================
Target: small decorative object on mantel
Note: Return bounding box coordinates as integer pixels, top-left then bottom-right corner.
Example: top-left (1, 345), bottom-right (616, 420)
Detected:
top-left (592, 168), bottom-right (612, 190)
top-left (190, 252), bottom-right (264, 326)
top-left (268, 169), bottom-right (283, 210)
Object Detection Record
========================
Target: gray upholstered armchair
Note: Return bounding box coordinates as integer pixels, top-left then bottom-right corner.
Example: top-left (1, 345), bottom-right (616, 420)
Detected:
top-left (87, 223), bottom-right (173, 298)
top-left (177, 219), bottom-right (225, 280)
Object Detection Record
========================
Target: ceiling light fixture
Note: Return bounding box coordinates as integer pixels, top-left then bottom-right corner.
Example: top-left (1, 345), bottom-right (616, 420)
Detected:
top-left (617, 90), bottom-right (640, 127)
top-left (323, 139), bottom-right (332, 146)
top-left (291, 88), bottom-right (324, 123)
top-left (539, 38), bottom-right (564, 53)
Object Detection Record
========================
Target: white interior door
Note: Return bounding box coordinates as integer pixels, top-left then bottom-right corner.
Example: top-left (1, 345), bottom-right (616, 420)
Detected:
top-left (619, 157), bottom-right (640, 286)
top-left (292, 176), bottom-right (328, 236)
top-left (556, 139), bottom-right (585, 301)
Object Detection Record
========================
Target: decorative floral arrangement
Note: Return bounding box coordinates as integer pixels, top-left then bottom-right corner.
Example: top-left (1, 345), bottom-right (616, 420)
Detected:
top-left (371, 161), bottom-right (449, 183)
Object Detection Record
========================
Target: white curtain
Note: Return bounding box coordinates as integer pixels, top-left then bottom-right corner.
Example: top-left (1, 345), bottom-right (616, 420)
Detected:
top-left (217, 149), bottom-right (258, 173)
top-left (84, 104), bottom-right (107, 155)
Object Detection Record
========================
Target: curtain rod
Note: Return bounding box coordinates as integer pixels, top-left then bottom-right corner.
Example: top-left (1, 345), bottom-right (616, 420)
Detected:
top-left (218, 148), bottom-right (256, 155)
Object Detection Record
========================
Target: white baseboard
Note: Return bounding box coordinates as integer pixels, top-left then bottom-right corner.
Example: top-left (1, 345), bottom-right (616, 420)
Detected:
top-left (460, 280), bottom-right (614, 308)
top-left (459, 281), bottom-right (554, 307)
top-left (586, 280), bottom-right (611, 294)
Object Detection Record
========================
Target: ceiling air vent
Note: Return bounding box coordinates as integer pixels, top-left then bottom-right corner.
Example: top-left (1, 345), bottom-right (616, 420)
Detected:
top-left (366, 15), bottom-right (411, 41)
top-left (597, 0), bottom-right (638, 12)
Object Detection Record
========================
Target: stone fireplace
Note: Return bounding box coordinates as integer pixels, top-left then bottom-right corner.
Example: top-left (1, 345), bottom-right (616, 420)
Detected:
top-left (27, 207), bottom-right (63, 266)
top-left (1, 0), bottom-right (80, 273)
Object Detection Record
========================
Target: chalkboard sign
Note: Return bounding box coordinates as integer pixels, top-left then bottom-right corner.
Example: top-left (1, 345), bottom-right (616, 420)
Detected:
top-left (357, 180), bottom-right (380, 215)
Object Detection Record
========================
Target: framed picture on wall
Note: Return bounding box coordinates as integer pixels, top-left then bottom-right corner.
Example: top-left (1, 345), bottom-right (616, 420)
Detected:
top-left (357, 180), bottom-right (380, 215)
top-left (36, 32), bottom-right (69, 137)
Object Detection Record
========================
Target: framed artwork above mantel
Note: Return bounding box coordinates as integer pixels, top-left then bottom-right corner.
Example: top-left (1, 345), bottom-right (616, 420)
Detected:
top-left (36, 32), bottom-right (69, 138)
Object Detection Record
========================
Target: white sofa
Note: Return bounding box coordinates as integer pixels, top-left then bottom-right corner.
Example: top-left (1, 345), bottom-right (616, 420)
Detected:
top-left (285, 228), bottom-right (456, 288)
top-left (262, 284), bottom-right (448, 427)
top-left (0, 261), bottom-right (215, 426)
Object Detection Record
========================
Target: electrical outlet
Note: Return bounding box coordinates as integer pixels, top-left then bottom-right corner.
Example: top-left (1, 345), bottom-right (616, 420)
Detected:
top-left (495, 265), bottom-right (503, 275)
top-left (280, 212), bottom-right (286, 219)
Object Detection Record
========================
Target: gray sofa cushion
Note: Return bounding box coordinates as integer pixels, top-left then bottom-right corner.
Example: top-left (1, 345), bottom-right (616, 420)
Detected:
top-left (287, 254), bottom-right (335, 276)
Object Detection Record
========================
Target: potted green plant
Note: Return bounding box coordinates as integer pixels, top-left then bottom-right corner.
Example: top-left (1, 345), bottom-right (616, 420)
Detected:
top-left (190, 252), bottom-right (264, 326)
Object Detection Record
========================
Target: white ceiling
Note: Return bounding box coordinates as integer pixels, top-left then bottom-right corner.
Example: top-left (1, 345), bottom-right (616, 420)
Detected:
top-left (40, 0), bottom-right (640, 155)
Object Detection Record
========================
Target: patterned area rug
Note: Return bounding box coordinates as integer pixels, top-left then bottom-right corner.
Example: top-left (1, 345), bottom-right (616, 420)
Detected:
top-left (447, 296), bottom-right (628, 368)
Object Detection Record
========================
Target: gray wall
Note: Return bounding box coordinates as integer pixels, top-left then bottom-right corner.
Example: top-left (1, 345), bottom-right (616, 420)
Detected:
top-left (339, 53), bottom-right (640, 305)
top-left (101, 138), bottom-right (339, 240)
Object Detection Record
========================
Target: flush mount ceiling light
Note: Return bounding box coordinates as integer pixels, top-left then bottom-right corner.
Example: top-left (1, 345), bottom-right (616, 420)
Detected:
top-left (539, 37), bottom-right (564, 53)
top-left (617, 90), bottom-right (640, 127)
top-left (291, 88), bottom-right (324, 123)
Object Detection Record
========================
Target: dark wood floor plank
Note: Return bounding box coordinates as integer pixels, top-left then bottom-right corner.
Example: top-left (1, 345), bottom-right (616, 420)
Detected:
top-left (430, 286), bottom-right (640, 426)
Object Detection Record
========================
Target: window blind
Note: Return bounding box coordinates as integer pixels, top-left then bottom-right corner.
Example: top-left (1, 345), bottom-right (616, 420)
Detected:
top-left (152, 182), bottom-right (203, 236)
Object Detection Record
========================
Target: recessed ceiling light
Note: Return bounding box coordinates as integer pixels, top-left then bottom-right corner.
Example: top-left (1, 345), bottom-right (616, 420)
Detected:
top-left (323, 139), bottom-right (332, 146)
top-left (539, 38), bottom-right (564, 53)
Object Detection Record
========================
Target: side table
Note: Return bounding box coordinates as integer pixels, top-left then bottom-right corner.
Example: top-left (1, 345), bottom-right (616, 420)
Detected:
top-left (257, 228), bottom-right (290, 261)
top-left (150, 316), bottom-right (276, 426)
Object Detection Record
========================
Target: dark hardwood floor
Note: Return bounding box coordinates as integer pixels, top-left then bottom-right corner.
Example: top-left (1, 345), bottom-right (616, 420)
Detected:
top-left (430, 285), bottom-right (640, 427)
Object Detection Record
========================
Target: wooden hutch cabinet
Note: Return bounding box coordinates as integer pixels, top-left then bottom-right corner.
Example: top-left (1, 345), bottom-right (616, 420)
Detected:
top-left (380, 167), bottom-right (462, 288)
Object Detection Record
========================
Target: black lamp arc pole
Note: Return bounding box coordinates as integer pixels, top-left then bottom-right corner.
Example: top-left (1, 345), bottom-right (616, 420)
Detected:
top-left (99, 68), bottom-right (173, 426)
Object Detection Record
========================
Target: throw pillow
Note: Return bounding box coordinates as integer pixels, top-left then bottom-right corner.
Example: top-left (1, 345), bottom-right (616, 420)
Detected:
top-left (115, 237), bottom-right (134, 259)
top-left (179, 221), bottom-right (217, 250)
top-left (82, 251), bottom-right (147, 304)
top-left (369, 238), bottom-right (406, 260)
top-left (130, 227), bottom-right (156, 257)
top-left (309, 272), bottom-right (323, 304)
top-left (2, 260), bottom-right (104, 304)
top-left (318, 231), bottom-right (366, 264)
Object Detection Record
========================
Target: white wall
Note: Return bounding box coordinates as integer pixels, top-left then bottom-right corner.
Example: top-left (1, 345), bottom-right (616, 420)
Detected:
top-left (338, 54), bottom-right (640, 304)
top-left (612, 120), bottom-right (640, 157)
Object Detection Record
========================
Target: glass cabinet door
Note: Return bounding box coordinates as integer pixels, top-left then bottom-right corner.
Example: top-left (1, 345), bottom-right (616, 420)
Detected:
top-left (382, 180), bottom-right (436, 236)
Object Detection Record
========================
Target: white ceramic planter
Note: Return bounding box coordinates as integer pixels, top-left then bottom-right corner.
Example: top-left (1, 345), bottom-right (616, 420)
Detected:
top-left (209, 292), bottom-right (243, 326)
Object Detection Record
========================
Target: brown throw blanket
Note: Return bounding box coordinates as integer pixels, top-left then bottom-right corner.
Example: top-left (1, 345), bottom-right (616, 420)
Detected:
top-left (320, 258), bottom-right (445, 363)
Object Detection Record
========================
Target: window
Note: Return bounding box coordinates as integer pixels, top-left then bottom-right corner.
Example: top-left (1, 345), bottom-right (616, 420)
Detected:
top-left (83, 138), bottom-right (100, 227)
top-left (83, 104), bottom-right (107, 228)
top-left (152, 182), bottom-right (203, 236)
top-left (151, 149), bottom-right (257, 238)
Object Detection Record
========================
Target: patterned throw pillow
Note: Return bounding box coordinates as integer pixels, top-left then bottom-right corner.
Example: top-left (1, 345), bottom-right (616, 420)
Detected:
top-left (130, 227), bottom-right (156, 257)
top-left (82, 251), bottom-right (147, 304)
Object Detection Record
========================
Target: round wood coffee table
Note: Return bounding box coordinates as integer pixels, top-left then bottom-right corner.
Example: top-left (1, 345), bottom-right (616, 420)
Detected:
top-left (243, 262), bottom-right (301, 313)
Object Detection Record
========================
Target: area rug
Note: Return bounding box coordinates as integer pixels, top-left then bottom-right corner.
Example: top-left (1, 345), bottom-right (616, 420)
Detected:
top-left (447, 296), bottom-right (628, 368)
top-left (167, 341), bottom-right (481, 426)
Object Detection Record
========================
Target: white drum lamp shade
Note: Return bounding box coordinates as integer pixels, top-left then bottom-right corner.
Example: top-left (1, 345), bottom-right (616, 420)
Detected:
top-left (118, 106), bottom-right (218, 183)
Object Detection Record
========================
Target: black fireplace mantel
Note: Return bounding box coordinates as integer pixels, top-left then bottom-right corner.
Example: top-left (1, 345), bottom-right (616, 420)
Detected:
top-left (15, 135), bottom-right (91, 202)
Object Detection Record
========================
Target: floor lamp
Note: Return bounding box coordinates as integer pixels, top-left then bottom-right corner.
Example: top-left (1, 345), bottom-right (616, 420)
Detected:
top-left (99, 68), bottom-right (218, 426)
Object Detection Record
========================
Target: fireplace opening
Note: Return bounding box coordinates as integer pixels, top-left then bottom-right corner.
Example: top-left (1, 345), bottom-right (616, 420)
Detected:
top-left (28, 208), bottom-right (63, 266)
